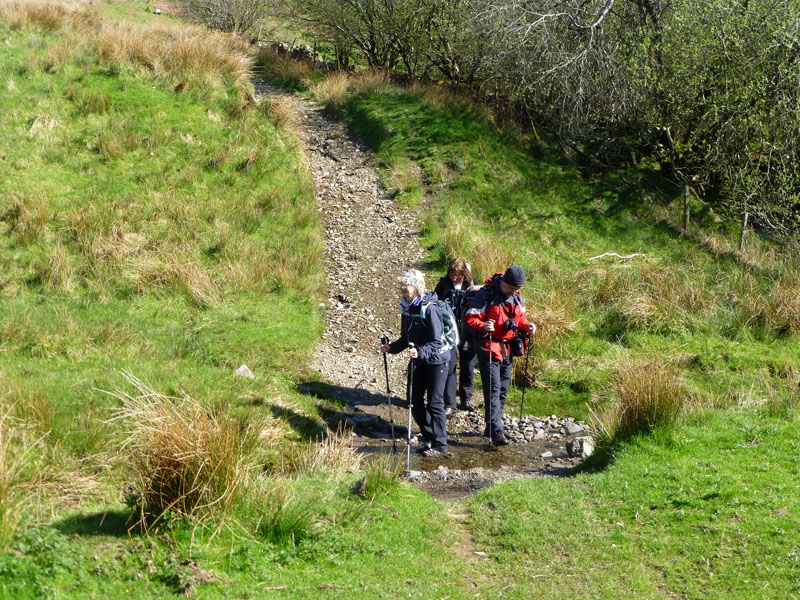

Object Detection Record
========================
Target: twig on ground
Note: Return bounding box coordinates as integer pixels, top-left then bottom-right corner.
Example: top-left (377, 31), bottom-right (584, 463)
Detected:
top-left (588, 252), bottom-right (647, 262)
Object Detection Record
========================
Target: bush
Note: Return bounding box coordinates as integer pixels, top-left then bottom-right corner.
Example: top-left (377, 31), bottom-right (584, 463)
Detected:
top-left (179, 0), bottom-right (274, 35)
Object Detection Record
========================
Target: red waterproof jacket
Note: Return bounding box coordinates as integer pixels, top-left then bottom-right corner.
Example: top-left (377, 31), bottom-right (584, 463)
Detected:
top-left (464, 273), bottom-right (534, 361)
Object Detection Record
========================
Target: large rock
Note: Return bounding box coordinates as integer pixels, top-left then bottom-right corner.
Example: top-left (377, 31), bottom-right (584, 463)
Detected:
top-left (566, 436), bottom-right (595, 458)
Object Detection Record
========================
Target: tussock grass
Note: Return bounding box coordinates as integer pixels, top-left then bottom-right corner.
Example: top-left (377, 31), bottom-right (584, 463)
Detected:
top-left (598, 357), bottom-right (685, 441)
top-left (309, 71), bottom-right (350, 105)
top-left (134, 244), bottom-right (220, 308)
top-left (0, 0), bottom-right (101, 32)
top-left (3, 0), bottom-right (253, 101)
top-left (442, 212), bottom-right (513, 281)
top-left (94, 21), bottom-right (253, 99)
top-left (108, 373), bottom-right (249, 526)
top-left (255, 47), bottom-right (318, 90)
top-left (1, 194), bottom-right (51, 247)
top-left (249, 476), bottom-right (329, 545)
top-left (288, 432), bottom-right (363, 478)
top-left (766, 272), bottom-right (800, 335)
top-left (356, 452), bottom-right (403, 502)
top-left (0, 411), bottom-right (40, 549)
top-left (258, 95), bottom-right (295, 130)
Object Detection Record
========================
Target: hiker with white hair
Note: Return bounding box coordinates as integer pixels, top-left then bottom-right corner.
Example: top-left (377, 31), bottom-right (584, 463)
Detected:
top-left (380, 269), bottom-right (449, 457)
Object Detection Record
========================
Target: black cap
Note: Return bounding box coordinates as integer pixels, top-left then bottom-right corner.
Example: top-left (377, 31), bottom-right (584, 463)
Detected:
top-left (502, 265), bottom-right (526, 287)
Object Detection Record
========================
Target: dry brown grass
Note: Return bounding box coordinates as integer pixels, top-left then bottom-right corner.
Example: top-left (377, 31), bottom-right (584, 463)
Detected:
top-left (134, 244), bottom-right (219, 308)
top-left (0, 0), bottom-right (101, 31)
top-left (598, 357), bottom-right (685, 440)
top-left (94, 21), bottom-right (253, 97)
top-left (766, 273), bottom-right (800, 336)
top-left (1, 194), bottom-right (51, 247)
top-left (0, 410), bottom-right (42, 549)
top-left (259, 95), bottom-right (296, 131)
top-left (4, 0), bottom-right (255, 102)
top-left (108, 373), bottom-right (250, 526)
top-left (255, 47), bottom-right (317, 88)
top-left (576, 262), bottom-right (713, 332)
top-left (442, 212), bottom-right (514, 282)
top-left (349, 69), bottom-right (389, 95)
top-left (290, 433), bottom-right (363, 478)
top-left (309, 71), bottom-right (350, 105)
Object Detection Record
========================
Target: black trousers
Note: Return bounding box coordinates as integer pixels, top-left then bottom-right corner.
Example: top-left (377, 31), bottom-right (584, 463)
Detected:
top-left (443, 342), bottom-right (478, 409)
top-left (477, 352), bottom-right (512, 435)
top-left (407, 360), bottom-right (448, 451)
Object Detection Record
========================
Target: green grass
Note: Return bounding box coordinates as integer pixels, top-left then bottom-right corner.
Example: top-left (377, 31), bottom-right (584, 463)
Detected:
top-left (469, 410), bottom-right (800, 598)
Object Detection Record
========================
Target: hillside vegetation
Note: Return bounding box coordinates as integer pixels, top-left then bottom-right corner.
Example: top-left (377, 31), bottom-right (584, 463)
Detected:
top-left (1, 1), bottom-right (800, 598)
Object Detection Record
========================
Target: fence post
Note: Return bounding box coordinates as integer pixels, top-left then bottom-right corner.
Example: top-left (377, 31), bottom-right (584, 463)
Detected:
top-left (683, 185), bottom-right (690, 231)
top-left (739, 209), bottom-right (749, 252)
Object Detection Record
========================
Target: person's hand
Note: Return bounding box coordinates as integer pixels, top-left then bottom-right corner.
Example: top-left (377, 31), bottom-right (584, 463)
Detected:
top-left (380, 344), bottom-right (390, 353)
top-left (484, 319), bottom-right (495, 333)
top-left (407, 347), bottom-right (419, 359)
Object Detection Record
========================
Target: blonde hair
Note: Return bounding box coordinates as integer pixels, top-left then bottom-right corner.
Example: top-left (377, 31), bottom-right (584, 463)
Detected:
top-left (399, 269), bottom-right (426, 296)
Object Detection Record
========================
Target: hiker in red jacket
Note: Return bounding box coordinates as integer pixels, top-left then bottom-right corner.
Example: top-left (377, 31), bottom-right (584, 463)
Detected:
top-left (464, 266), bottom-right (535, 446)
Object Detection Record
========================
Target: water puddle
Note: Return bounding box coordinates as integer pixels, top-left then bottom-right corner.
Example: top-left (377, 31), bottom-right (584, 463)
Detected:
top-left (356, 430), bottom-right (576, 471)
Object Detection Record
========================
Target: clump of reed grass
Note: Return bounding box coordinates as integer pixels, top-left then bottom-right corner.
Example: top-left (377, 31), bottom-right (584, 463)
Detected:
top-left (259, 95), bottom-right (295, 130)
top-left (288, 432), bottom-right (363, 478)
top-left (0, 0), bottom-right (100, 32)
top-left (442, 213), bottom-right (514, 281)
top-left (134, 244), bottom-right (219, 308)
top-left (107, 373), bottom-right (250, 527)
top-left (1, 194), bottom-right (51, 247)
top-left (356, 452), bottom-right (403, 502)
top-left (0, 410), bottom-right (42, 549)
top-left (766, 272), bottom-right (800, 336)
top-left (597, 357), bottom-right (685, 441)
top-left (94, 21), bottom-right (253, 99)
top-left (254, 47), bottom-right (318, 90)
top-left (309, 71), bottom-right (350, 105)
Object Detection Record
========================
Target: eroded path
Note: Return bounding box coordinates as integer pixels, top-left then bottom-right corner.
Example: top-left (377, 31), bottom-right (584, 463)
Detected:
top-left (254, 82), bottom-right (586, 501)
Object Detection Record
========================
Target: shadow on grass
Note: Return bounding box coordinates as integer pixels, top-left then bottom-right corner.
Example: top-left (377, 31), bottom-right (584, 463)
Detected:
top-left (54, 510), bottom-right (134, 538)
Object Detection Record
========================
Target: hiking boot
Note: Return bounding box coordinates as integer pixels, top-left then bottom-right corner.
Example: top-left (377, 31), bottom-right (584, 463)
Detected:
top-left (421, 447), bottom-right (445, 457)
top-left (492, 432), bottom-right (510, 446)
top-left (415, 443), bottom-right (432, 454)
top-left (460, 399), bottom-right (477, 412)
top-left (445, 407), bottom-right (455, 418)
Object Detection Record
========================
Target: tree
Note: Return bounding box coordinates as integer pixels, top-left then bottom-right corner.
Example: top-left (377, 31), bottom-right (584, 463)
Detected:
top-left (180, 0), bottom-right (276, 35)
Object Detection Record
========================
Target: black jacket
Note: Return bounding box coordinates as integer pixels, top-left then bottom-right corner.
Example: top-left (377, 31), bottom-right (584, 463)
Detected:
top-left (388, 291), bottom-right (448, 364)
top-left (433, 275), bottom-right (476, 322)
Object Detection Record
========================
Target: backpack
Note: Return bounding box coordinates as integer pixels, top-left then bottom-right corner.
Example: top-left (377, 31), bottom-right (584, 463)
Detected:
top-left (419, 300), bottom-right (460, 353)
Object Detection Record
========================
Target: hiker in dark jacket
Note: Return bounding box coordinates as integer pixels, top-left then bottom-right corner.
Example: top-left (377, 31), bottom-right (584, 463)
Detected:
top-left (381, 269), bottom-right (449, 457)
top-left (464, 266), bottom-right (535, 446)
top-left (433, 258), bottom-right (478, 414)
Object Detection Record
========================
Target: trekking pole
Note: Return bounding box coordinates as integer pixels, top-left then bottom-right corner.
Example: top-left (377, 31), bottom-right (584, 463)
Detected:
top-left (486, 333), bottom-right (493, 448)
top-left (406, 343), bottom-right (415, 471)
top-left (519, 334), bottom-right (532, 419)
top-left (380, 335), bottom-right (396, 453)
